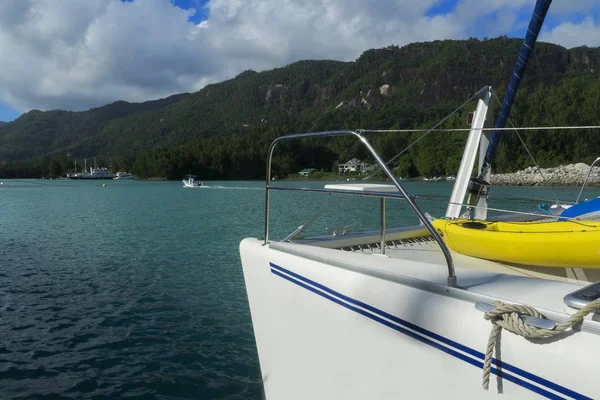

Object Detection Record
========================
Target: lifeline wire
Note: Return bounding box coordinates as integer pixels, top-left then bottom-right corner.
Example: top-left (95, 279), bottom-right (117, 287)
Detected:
top-left (505, 193), bottom-right (572, 205)
top-left (359, 125), bottom-right (600, 180)
top-left (357, 125), bottom-right (600, 133)
top-left (359, 90), bottom-right (482, 180)
top-left (416, 195), bottom-right (598, 224)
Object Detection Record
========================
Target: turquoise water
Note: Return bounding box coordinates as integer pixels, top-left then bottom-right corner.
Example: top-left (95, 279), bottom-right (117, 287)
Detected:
top-left (1, 179), bottom-right (599, 399)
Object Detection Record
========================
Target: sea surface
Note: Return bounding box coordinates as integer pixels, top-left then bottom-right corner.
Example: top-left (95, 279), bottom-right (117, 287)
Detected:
top-left (1, 179), bottom-right (599, 399)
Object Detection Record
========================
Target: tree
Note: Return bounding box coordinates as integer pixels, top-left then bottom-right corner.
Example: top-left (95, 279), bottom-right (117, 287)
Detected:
top-left (48, 159), bottom-right (63, 177)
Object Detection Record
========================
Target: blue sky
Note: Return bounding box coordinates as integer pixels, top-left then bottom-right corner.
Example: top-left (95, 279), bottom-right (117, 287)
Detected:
top-left (425, 0), bottom-right (600, 39)
top-left (172, 0), bottom-right (209, 23)
top-left (0, 105), bottom-right (20, 123)
top-left (1, 0), bottom-right (599, 122)
top-left (123, 0), bottom-right (210, 23)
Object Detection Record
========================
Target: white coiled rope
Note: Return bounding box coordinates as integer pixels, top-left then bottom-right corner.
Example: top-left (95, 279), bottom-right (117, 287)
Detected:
top-left (482, 298), bottom-right (600, 390)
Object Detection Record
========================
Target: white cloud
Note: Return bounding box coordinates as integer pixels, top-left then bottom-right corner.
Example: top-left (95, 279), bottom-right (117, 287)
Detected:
top-left (202, 0), bottom-right (463, 70)
top-left (540, 17), bottom-right (600, 48)
top-left (0, 0), bottom-right (213, 112)
top-left (0, 0), bottom-right (596, 113)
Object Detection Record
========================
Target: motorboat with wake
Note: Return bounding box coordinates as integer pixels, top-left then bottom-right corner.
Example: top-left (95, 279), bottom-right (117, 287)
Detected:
top-left (239, 1), bottom-right (600, 398)
top-left (182, 175), bottom-right (204, 187)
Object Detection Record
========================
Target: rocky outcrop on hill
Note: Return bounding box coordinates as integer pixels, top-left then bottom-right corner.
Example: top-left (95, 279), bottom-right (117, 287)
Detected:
top-left (265, 84), bottom-right (283, 102)
top-left (379, 84), bottom-right (391, 97)
top-left (491, 163), bottom-right (600, 186)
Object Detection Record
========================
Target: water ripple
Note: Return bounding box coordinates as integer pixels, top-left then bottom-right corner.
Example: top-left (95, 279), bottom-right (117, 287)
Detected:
top-left (0, 181), bottom-right (264, 399)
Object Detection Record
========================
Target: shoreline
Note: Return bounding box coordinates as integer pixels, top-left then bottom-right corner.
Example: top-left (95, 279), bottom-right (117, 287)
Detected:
top-left (282, 163), bottom-right (600, 187)
top-left (491, 163), bottom-right (599, 187)
top-left (35, 163), bottom-right (597, 187)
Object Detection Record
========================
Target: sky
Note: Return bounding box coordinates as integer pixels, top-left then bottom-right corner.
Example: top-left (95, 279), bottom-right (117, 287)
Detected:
top-left (1, 0), bottom-right (599, 122)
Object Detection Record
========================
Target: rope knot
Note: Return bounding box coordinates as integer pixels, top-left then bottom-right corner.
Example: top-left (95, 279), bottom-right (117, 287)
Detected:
top-left (481, 297), bottom-right (600, 391)
top-left (483, 301), bottom-right (549, 339)
top-left (481, 301), bottom-right (557, 390)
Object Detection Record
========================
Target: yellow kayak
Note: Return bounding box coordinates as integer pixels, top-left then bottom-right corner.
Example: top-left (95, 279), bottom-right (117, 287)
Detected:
top-left (432, 218), bottom-right (600, 268)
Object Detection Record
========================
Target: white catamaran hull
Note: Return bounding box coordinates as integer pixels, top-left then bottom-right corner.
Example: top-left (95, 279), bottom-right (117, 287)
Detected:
top-left (241, 238), bottom-right (598, 399)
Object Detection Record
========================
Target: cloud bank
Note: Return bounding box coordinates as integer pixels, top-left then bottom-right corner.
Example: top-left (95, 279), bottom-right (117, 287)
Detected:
top-left (0, 0), bottom-right (598, 113)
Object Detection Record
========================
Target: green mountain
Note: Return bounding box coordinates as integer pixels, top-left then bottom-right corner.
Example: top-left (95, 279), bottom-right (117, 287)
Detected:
top-left (1, 37), bottom-right (600, 179)
top-left (0, 93), bottom-right (189, 161)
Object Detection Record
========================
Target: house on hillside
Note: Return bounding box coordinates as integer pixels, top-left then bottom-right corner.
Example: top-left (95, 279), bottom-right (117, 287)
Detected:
top-left (299, 168), bottom-right (317, 177)
top-left (338, 158), bottom-right (372, 174)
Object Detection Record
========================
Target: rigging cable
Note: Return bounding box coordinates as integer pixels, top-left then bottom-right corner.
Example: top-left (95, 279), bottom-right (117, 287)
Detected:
top-left (491, 91), bottom-right (561, 203)
top-left (358, 90), bottom-right (483, 180)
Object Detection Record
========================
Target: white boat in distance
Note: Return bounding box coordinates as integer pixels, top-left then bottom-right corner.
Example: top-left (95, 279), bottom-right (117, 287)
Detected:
top-left (239, 1), bottom-right (600, 398)
top-left (66, 167), bottom-right (115, 180)
top-left (113, 171), bottom-right (135, 180)
top-left (182, 175), bottom-right (204, 187)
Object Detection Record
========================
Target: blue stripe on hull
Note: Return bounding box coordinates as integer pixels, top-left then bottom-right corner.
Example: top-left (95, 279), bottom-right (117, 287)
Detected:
top-left (269, 262), bottom-right (588, 400)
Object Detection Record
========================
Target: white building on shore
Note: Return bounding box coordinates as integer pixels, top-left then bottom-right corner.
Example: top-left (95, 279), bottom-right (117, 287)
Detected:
top-left (338, 158), bottom-right (373, 174)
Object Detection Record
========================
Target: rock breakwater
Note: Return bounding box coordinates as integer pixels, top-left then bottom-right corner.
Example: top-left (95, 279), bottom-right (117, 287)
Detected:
top-left (491, 163), bottom-right (600, 186)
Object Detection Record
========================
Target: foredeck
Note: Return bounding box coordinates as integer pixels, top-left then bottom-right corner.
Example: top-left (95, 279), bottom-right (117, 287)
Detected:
top-left (293, 227), bottom-right (600, 284)
top-left (264, 238), bottom-right (599, 323)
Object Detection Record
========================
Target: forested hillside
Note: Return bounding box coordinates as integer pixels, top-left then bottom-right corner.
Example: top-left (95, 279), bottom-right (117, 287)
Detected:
top-left (1, 37), bottom-right (600, 179)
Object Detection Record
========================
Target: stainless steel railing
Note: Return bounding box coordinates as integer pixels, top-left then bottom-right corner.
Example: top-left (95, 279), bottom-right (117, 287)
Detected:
top-left (263, 130), bottom-right (458, 287)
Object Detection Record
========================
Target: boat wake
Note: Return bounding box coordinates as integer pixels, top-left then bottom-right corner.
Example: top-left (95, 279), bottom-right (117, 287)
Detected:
top-left (199, 185), bottom-right (262, 190)
top-left (0, 180), bottom-right (77, 188)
